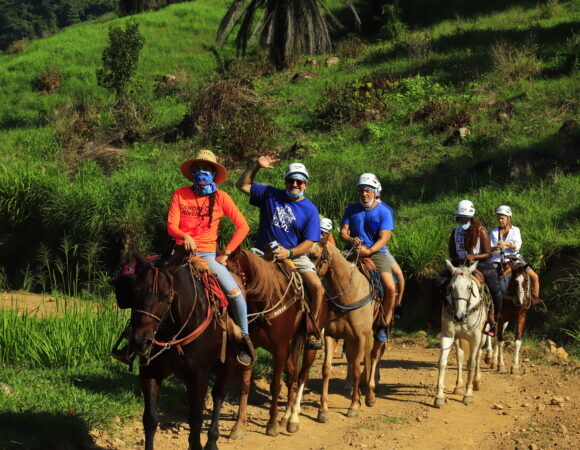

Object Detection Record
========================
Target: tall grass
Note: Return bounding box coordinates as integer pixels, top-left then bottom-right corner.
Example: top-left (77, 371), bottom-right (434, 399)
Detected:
top-left (0, 298), bottom-right (127, 368)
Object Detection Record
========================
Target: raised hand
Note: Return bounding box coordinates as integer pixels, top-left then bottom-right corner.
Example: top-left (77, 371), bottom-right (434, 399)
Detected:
top-left (257, 151), bottom-right (280, 169)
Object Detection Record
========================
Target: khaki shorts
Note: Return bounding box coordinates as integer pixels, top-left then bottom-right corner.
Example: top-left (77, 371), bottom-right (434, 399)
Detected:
top-left (292, 254), bottom-right (317, 274)
top-left (384, 251), bottom-right (397, 267)
top-left (370, 252), bottom-right (392, 274)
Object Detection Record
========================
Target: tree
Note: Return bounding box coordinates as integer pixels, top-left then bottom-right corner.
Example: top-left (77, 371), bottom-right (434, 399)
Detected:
top-left (96, 20), bottom-right (144, 100)
top-left (217, 0), bottom-right (357, 71)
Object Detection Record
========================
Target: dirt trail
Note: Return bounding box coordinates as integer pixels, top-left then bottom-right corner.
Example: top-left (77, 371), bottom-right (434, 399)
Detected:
top-left (94, 337), bottom-right (579, 450)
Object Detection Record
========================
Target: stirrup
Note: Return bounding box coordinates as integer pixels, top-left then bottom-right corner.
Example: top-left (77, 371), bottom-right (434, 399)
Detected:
top-left (237, 349), bottom-right (253, 367)
top-left (483, 324), bottom-right (496, 337)
top-left (307, 334), bottom-right (323, 350)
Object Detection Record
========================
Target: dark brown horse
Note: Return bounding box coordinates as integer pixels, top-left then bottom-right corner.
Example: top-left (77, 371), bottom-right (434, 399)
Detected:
top-left (227, 249), bottom-right (325, 438)
top-left (488, 264), bottom-right (534, 374)
top-left (129, 246), bottom-right (237, 450)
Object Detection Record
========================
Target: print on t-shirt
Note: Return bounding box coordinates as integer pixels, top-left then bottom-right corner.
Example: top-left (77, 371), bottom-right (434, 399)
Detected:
top-left (272, 205), bottom-right (297, 232)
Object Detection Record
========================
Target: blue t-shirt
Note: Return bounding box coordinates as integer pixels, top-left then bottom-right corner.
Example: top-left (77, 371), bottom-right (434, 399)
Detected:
top-left (341, 201), bottom-right (394, 253)
top-left (250, 184), bottom-right (321, 251)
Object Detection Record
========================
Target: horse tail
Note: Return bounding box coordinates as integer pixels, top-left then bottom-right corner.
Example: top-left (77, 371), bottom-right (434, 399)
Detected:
top-left (289, 326), bottom-right (306, 376)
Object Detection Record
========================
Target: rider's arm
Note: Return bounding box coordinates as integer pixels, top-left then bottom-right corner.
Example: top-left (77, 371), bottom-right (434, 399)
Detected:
top-left (367, 229), bottom-right (391, 254)
top-left (449, 230), bottom-right (461, 264)
top-left (236, 160), bottom-right (260, 196)
top-left (290, 239), bottom-right (315, 258)
top-left (472, 228), bottom-right (492, 261)
top-left (339, 223), bottom-right (353, 243)
top-left (219, 192), bottom-right (250, 253)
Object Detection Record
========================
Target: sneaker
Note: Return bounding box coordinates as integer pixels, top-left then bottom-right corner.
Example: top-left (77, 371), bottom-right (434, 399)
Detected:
top-left (237, 349), bottom-right (253, 367)
top-left (483, 325), bottom-right (496, 337)
top-left (307, 334), bottom-right (323, 350)
top-left (111, 347), bottom-right (132, 365)
top-left (375, 328), bottom-right (388, 343)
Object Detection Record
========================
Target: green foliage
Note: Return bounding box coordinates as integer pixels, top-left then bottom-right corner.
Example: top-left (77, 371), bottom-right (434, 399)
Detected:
top-left (96, 21), bottom-right (144, 100)
top-left (381, 0), bottom-right (407, 41)
top-left (490, 39), bottom-right (542, 82)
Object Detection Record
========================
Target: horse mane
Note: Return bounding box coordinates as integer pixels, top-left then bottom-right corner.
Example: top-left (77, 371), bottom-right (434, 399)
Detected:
top-left (235, 250), bottom-right (289, 302)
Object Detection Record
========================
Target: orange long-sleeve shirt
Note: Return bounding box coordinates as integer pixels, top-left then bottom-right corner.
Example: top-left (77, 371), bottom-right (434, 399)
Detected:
top-left (167, 187), bottom-right (249, 253)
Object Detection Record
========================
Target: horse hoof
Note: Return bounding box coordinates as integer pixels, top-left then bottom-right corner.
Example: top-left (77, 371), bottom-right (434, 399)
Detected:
top-left (287, 422), bottom-right (299, 434)
top-left (462, 396), bottom-right (473, 405)
top-left (452, 388), bottom-right (463, 395)
top-left (434, 397), bottom-right (445, 408)
top-left (278, 418), bottom-right (288, 428)
top-left (318, 411), bottom-right (330, 423)
top-left (266, 425), bottom-right (279, 437)
top-left (204, 443), bottom-right (218, 450)
top-left (491, 362), bottom-right (498, 370)
top-left (346, 408), bottom-right (358, 418)
top-left (510, 366), bottom-right (519, 375)
top-left (365, 396), bottom-right (376, 407)
top-left (473, 380), bottom-right (481, 391)
top-left (484, 355), bottom-right (492, 366)
top-left (229, 429), bottom-right (245, 440)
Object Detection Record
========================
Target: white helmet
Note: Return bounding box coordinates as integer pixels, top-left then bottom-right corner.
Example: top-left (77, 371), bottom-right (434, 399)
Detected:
top-left (496, 205), bottom-right (512, 217)
top-left (357, 173), bottom-right (381, 191)
top-left (320, 218), bottom-right (333, 233)
top-left (285, 163), bottom-right (309, 182)
top-left (455, 200), bottom-right (475, 218)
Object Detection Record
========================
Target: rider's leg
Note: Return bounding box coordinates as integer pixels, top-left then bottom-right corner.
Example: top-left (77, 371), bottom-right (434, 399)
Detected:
top-left (427, 270), bottom-right (450, 328)
top-left (479, 261), bottom-right (503, 325)
top-left (293, 254), bottom-right (324, 349)
top-left (380, 271), bottom-right (396, 327)
top-left (527, 268), bottom-right (541, 299)
top-left (392, 263), bottom-right (405, 307)
top-left (200, 252), bottom-right (254, 366)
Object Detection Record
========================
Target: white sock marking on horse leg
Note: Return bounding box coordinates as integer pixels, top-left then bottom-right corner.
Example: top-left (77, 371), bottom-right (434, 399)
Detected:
top-left (289, 383), bottom-right (305, 424)
top-left (455, 340), bottom-right (464, 391)
top-left (512, 339), bottom-right (522, 370)
top-left (435, 336), bottom-right (454, 401)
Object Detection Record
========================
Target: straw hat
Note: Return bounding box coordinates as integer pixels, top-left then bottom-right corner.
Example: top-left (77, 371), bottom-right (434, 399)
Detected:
top-left (180, 149), bottom-right (227, 185)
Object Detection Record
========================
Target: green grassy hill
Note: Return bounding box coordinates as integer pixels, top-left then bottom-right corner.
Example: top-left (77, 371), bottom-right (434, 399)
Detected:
top-left (0, 0), bottom-right (578, 305)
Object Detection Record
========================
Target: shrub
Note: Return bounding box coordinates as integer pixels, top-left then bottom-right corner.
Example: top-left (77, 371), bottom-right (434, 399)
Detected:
top-left (381, 1), bottom-right (406, 41)
top-left (336, 34), bottom-right (366, 59)
top-left (402, 30), bottom-right (432, 61)
top-left (316, 76), bottom-right (396, 129)
top-left (179, 78), bottom-right (277, 161)
top-left (554, 32), bottom-right (580, 74)
top-left (410, 98), bottom-right (473, 134)
top-left (5, 39), bottom-right (28, 54)
top-left (490, 39), bottom-right (542, 82)
top-left (32, 67), bottom-right (61, 94)
top-left (211, 48), bottom-right (275, 84)
top-left (96, 21), bottom-right (144, 100)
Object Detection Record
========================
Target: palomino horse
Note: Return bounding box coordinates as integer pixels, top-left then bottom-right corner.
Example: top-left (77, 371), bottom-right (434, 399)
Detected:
top-left (308, 240), bottom-right (378, 421)
top-left (227, 249), bottom-right (324, 438)
top-left (129, 246), bottom-right (237, 450)
top-left (434, 260), bottom-right (489, 407)
top-left (485, 264), bottom-right (533, 374)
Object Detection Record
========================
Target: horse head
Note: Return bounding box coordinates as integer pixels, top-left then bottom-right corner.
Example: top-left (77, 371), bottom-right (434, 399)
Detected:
top-left (130, 246), bottom-right (186, 356)
top-left (445, 260), bottom-right (481, 323)
top-left (509, 265), bottom-right (529, 306)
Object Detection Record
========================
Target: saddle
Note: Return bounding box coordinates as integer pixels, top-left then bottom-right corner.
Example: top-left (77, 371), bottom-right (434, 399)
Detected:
top-left (187, 256), bottom-right (228, 308)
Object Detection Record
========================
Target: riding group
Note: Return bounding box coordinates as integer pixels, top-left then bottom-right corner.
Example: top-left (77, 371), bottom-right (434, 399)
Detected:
top-left (112, 149), bottom-right (546, 450)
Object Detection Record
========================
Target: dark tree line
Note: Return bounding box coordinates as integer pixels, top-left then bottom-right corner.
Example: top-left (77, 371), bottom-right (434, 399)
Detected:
top-left (0, 0), bottom-right (190, 51)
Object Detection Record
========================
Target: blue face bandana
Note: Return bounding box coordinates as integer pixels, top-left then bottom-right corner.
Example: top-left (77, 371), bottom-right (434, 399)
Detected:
top-left (192, 170), bottom-right (217, 195)
top-left (285, 190), bottom-right (305, 199)
top-left (461, 221), bottom-right (471, 231)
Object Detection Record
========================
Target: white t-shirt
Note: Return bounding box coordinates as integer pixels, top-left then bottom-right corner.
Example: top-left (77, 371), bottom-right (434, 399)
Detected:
top-left (490, 226), bottom-right (522, 263)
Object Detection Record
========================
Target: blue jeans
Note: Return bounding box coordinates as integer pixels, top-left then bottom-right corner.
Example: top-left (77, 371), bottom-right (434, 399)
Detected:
top-left (197, 252), bottom-right (248, 335)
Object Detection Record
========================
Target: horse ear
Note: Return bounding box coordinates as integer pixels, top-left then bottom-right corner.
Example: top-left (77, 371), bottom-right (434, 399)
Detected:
top-left (162, 244), bottom-right (187, 275)
top-left (445, 259), bottom-right (455, 273)
top-left (134, 246), bottom-right (149, 270)
top-left (468, 261), bottom-right (479, 273)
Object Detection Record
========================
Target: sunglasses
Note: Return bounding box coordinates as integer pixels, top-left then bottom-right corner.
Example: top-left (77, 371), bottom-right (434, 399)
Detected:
top-left (286, 179), bottom-right (305, 186)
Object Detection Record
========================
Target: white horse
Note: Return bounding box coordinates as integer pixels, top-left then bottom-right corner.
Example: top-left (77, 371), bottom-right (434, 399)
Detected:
top-left (434, 260), bottom-right (489, 407)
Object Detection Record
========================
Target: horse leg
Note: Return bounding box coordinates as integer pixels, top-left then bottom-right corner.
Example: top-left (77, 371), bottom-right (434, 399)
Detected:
top-left (318, 335), bottom-right (336, 423)
top-left (453, 339), bottom-right (464, 395)
top-left (205, 360), bottom-right (235, 450)
top-left (473, 333), bottom-right (484, 392)
top-left (366, 338), bottom-right (383, 407)
top-left (266, 347), bottom-right (288, 437)
top-left (141, 374), bottom-right (162, 450)
top-left (230, 366), bottom-right (252, 440)
top-left (288, 348), bottom-right (317, 433)
top-left (463, 332), bottom-right (482, 405)
top-left (346, 335), bottom-right (366, 418)
top-left (434, 335), bottom-right (454, 408)
top-left (483, 334), bottom-right (493, 366)
top-left (280, 354), bottom-right (297, 429)
top-left (511, 313), bottom-right (526, 374)
top-left (186, 372), bottom-right (209, 450)
top-left (497, 322), bottom-right (508, 373)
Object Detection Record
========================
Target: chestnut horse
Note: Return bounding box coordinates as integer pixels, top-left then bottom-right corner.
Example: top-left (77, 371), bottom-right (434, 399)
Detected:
top-left (129, 246), bottom-right (237, 450)
top-left (490, 264), bottom-right (533, 374)
top-left (308, 240), bottom-right (378, 421)
top-left (227, 249), bottom-right (325, 438)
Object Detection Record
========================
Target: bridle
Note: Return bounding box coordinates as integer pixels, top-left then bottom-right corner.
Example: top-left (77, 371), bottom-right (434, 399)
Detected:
top-left (447, 271), bottom-right (483, 325)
